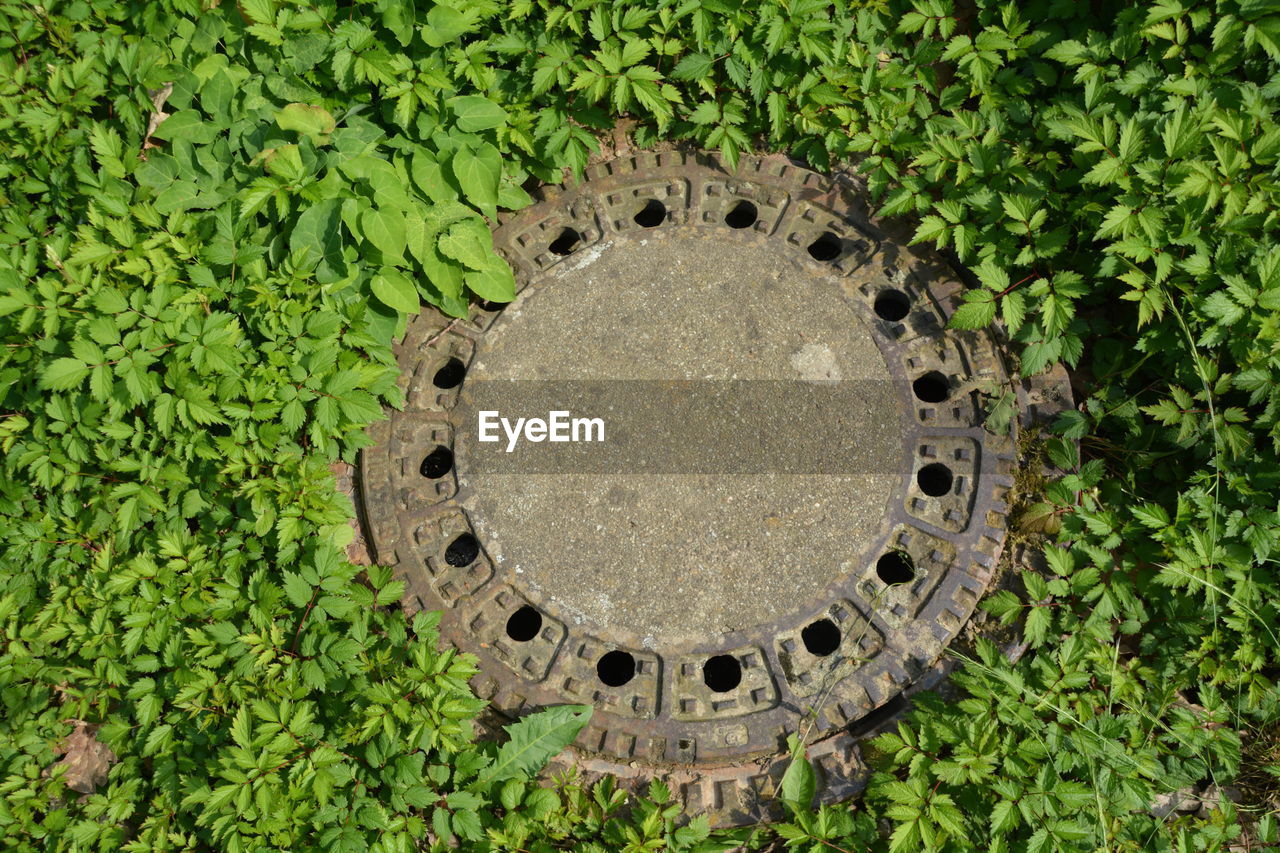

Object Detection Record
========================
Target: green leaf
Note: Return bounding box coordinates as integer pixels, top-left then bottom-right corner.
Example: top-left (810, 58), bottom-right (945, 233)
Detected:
top-left (411, 150), bottom-right (459, 203)
top-left (231, 706), bottom-right (252, 749)
top-left (464, 257), bottom-right (516, 303)
top-left (1025, 605), bottom-right (1052, 647)
top-left (688, 101), bottom-right (720, 125)
top-left (423, 4), bottom-right (474, 46)
top-left (448, 96), bottom-right (508, 132)
top-left (437, 218), bottom-right (494, 270)
top-left (341, 155), bottom-right (414, 208)
top-left (974, 259), bottom-right (1011, 292)
top-left (360, 207), bottom-right (407, 263)
top-left (451, 808), bottom-right (483, 840)
top-left (275, 103), bottom-right (336, 140)
top-left (41, 358), bottom-right (91, 391)
top-left (201, 70), bottom-right (234, 120)
top-left (672, 52), bottom-right (713, 80)
top-left (780, 743), bottom-right (816, 810)
top-left (478, 705), bottom-right (591, 786)
top-left (913, 215), bottom-right (950, 245)
top-left (151, 110), bottom-right (214, 144)
top-left (291, 199), bottom-right (344, 267)
top-left (283, 572), bottom-right (312, 608)
top-left (950, 297), bottom-right (997, 330)
top-left (1131, 503), bottom-right (1170, 529)
top-left (135, 154), bottom-right (179, 189)
top-left (240, 0), bottom-right (274, 23)
top-left (982, 590), bottom-right (1022, 623)
top-left (371, 268), bottom-right (420, 314)
top-left (499, 780), bottom-right (524, 811)
top-left (451, 143), bottom-right (501, 219)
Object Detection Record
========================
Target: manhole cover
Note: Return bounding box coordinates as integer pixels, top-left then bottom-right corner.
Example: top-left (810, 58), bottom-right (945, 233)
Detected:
top-left (358, 152), bottom-right (1066, 824)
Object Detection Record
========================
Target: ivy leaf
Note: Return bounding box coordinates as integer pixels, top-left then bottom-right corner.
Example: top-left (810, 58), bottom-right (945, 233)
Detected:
top-left (360, 207), bottom-right (407, 263)
top-left (135, 154), bottom-right (178, 189)
top-left (437, 218), bottom-right (494, 270)
top-left (463, 257), bottom-right (516, 303)
top-left (275, 104), bottom-right (336, 141)
top-left (448, 96), bottom-right (508, 132)
top-left (411, 150), bottom-right (459, 203)
top-left (423, 4), bottom-right (474, 46)
top-left (291, 199), bottom-right (344, 268)
top-left (451, 143), bottom-right (501, 219)
top-left (201, 71), bottom-right (234, 122)
top-left (371, 268), bottom-right (420, 314)
top-left (419, 247), bottom-right (468, 312)
top-left (151, 110), bottom-right (215, 144)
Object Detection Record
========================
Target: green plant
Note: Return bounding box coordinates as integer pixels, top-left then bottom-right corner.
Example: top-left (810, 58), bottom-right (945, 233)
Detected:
top-left (2, 0), bottom-right (1279, 850)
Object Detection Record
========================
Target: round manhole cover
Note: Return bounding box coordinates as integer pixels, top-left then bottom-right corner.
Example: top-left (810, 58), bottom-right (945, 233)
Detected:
top-left (358, 152), bottom-right (1059, 824)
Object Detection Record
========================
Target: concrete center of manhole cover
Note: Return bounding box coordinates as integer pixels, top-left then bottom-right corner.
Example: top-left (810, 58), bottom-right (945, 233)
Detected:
top-left (455, 234), bottom-right (901, 646)
top-left (357, 152), bottom-right (1067, 825)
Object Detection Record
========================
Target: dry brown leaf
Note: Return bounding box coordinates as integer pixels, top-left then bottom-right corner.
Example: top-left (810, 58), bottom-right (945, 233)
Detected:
top-left (46, 720), bottom-right (116, 794)
top-left (141, 82), bottom-right (174, 155)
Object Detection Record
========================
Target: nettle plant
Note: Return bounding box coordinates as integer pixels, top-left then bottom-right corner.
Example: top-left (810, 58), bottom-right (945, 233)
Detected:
top-left (1, 0), bottom-right (1279, 851)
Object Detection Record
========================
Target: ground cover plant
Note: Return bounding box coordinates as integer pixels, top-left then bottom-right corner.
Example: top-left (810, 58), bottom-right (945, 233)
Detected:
top-left (1, 0), bottom-right (1278, 851)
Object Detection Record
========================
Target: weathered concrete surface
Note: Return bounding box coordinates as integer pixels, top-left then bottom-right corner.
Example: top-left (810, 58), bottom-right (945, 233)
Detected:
top-left (455, 233), bottom-right (901, 646)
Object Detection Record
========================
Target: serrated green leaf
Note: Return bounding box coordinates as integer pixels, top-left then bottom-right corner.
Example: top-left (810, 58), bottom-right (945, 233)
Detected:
top-left (41, 358), bottom-right (91, 391)
top-left (478, 705), bottom-right (591, 786)
top-left (950, 297), bottom-right (997, 330)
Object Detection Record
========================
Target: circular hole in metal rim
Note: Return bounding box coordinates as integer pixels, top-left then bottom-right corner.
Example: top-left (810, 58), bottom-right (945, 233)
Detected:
top-left (597, 650), bottom-right (637, 686)
top-left (634, 199), bottom-right (666, 227)
top-left (916, 463), bottom-right (954, 497)
top-left (702, 654), bottom-right (742, 692)
top-left (444, 533), bottom-right (479, 567)
top-left (874, 289), bottom-right (910, 322)
top-left (433, 357), bottom-right (466, 389)
top-left (801, 618), bottom-right (841, 656)
top-left (912, 371), bottom-right (950, 403)
top-left (724, 200), bottom-right (758, 229)
top-left (419, 446), bottom-right (454, 479)
top-left (806, 231), bottom-right (842, 261)
top-left (549, 227), bottom-right (582, 256)
top-left (876, 550), bottom-right (916, 585)
top-left (505, 605), bottom-right (543, 642)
